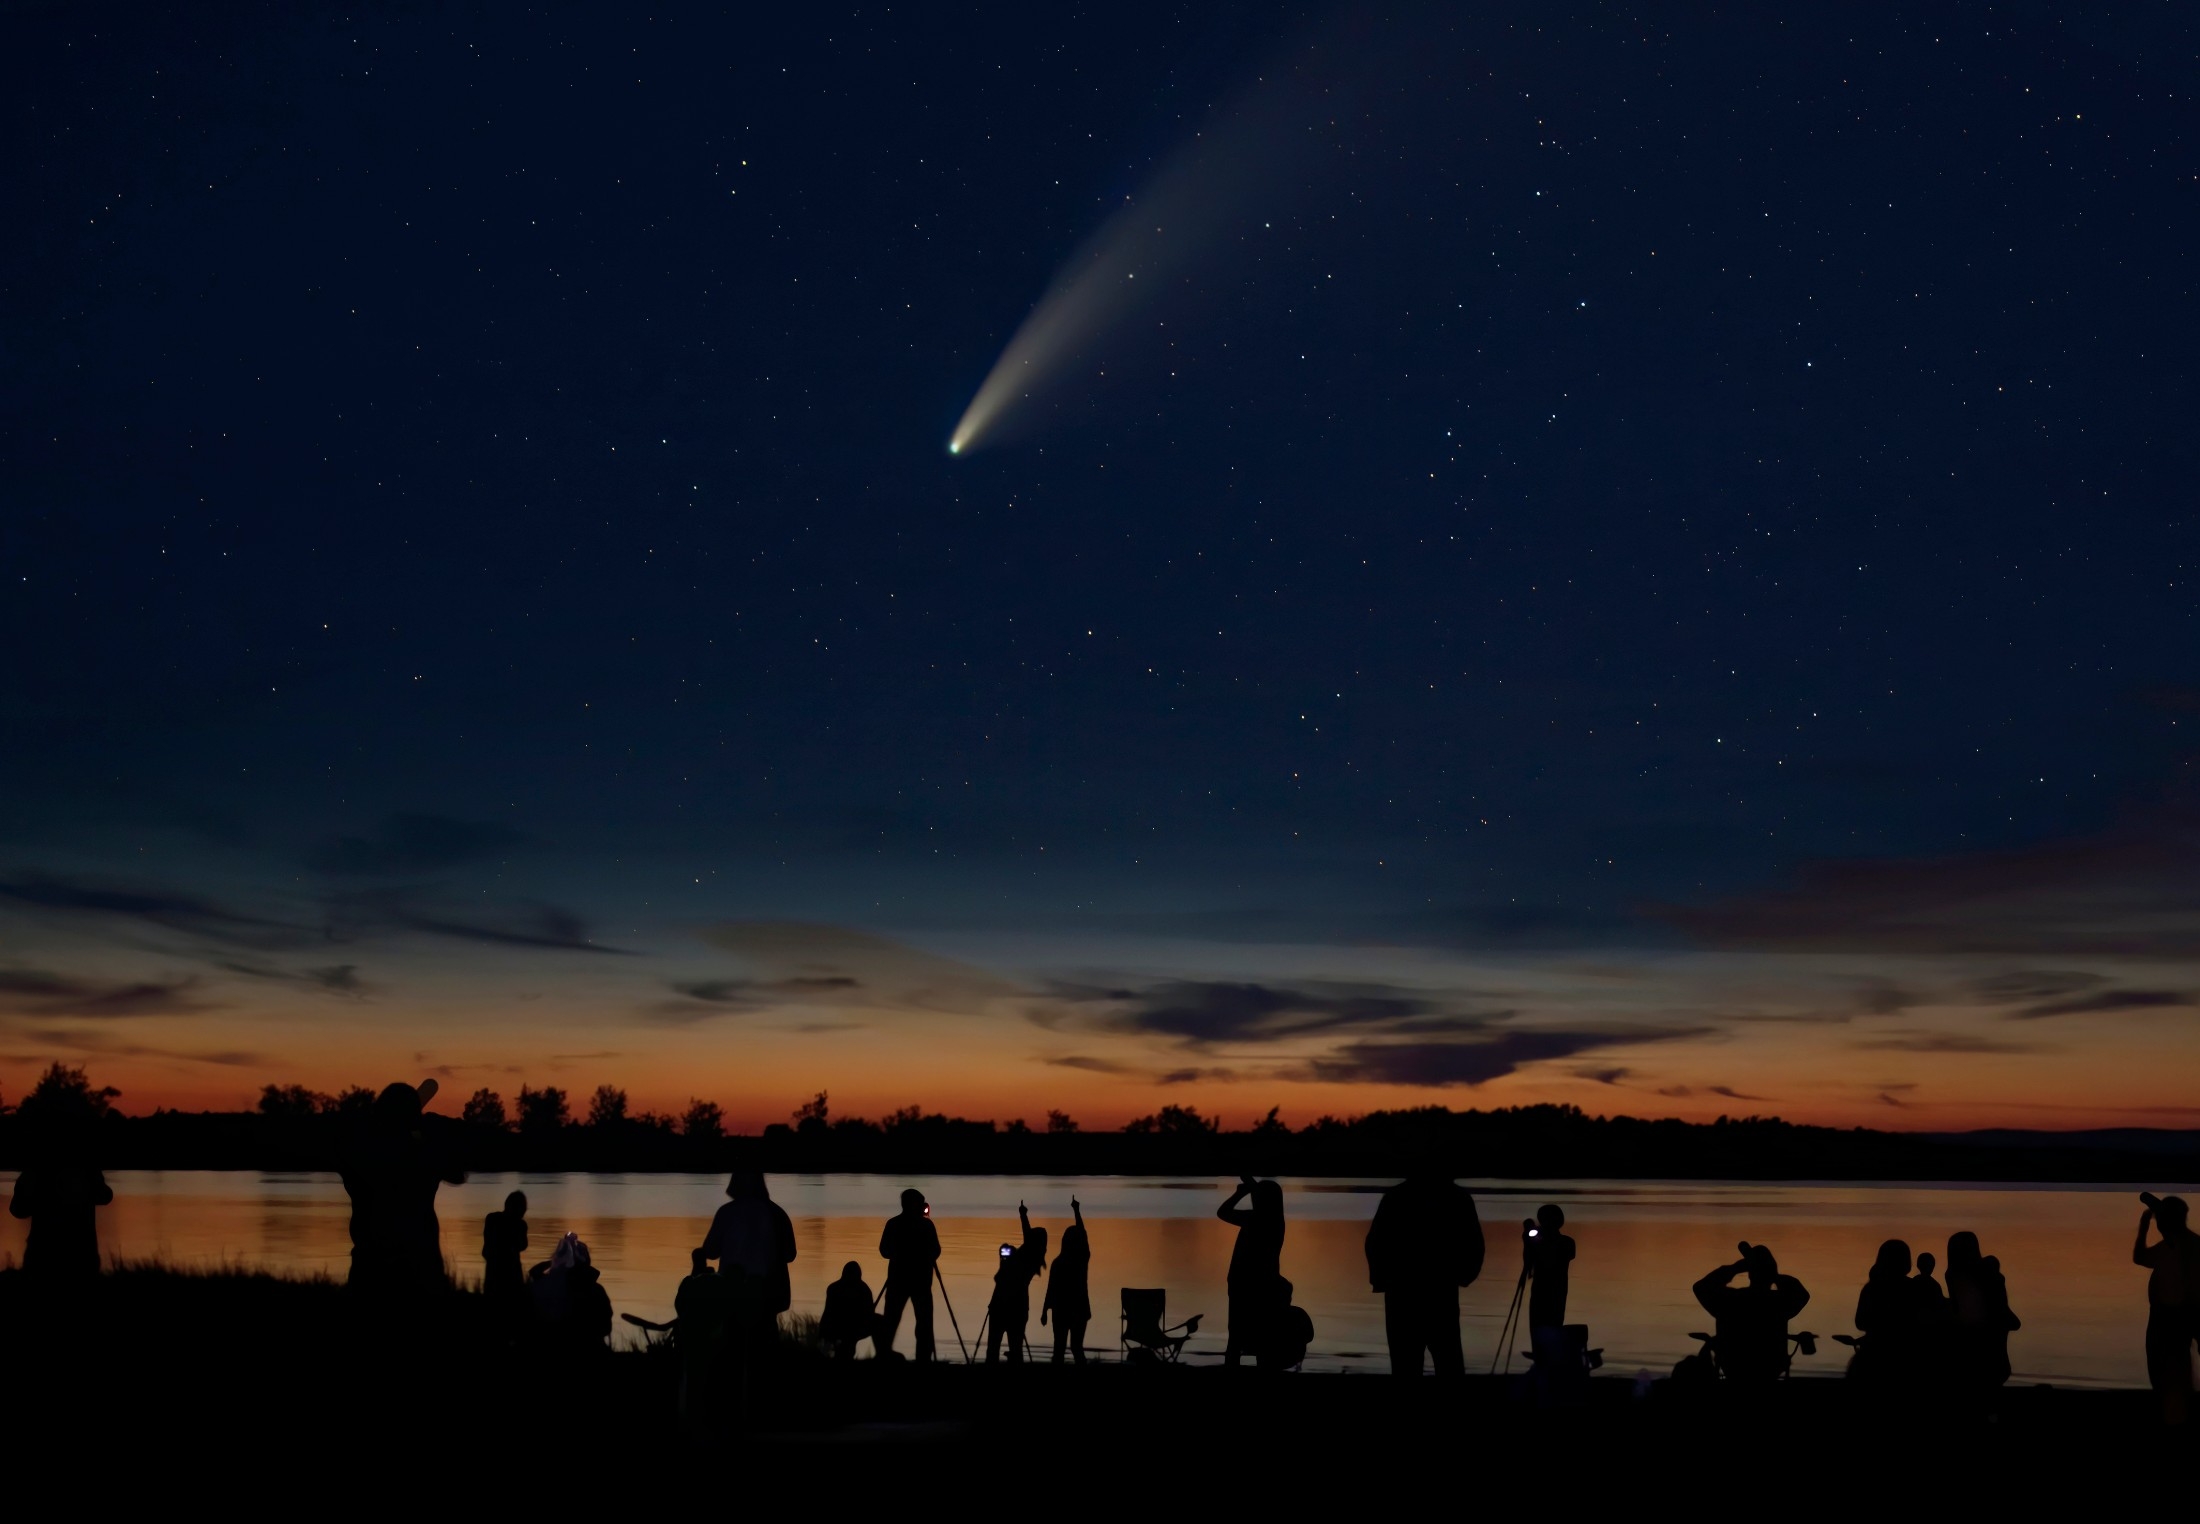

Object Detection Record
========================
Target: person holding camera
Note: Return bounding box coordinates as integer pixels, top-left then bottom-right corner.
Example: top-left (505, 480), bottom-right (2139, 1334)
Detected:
top-left (2133, 1192), bottom-right (2200, 1427)
top-left (1523, 1203), bottom-right (1575, 1333)
top-left (985, 1200), bottom-right (1047, 1364)
top-left (1364, 1160), bottom-right (1484, 1377)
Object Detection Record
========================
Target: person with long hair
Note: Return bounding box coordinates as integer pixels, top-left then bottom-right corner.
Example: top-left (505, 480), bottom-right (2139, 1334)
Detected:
top-left (1041, 1196), bottom-right (1092, 1364)
top-left (985, 1200), bottom-right (1046, 1364)
top-left (1943, 1230), bottom-right (2019, 1403)
top-left (1851, 1238), bottom-right (1930, 1390)
top-left (1218, 1176), bottom-right (1287, 1367)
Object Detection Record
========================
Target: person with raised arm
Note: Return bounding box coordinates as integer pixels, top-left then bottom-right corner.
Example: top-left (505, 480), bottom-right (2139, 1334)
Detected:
top-left (2134, 1193), bottom-right (2200, 1428)
top-left (985, 1200), bottom-right (1047, 1364)
top-left (1218, 1176), bottom-right (1287, 1368)
top-left (1693, 1242), bottom-right (1810, 1384)
top-left (1041, 1196), bottom-right (1093, 1364)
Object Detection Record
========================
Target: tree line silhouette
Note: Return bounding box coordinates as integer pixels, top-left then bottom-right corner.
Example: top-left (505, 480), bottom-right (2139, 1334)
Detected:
top-left (0, 1065), bottom-right (2194, 1180)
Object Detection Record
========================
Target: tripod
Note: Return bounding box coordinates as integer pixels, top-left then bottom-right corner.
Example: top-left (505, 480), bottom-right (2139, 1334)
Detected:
top-left (1489, 1262), bottom-right (1530, 1376)
top-left (936, 1262), bottom-right (972, 1363)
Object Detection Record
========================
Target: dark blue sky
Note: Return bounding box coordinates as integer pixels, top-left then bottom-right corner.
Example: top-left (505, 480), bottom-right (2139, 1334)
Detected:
top-left (3, 2), bottom-right (2195, 1125)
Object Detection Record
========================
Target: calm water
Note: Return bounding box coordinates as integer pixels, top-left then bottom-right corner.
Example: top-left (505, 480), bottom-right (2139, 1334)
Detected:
top-left (0, 1172), bottom-right (2179, 1388)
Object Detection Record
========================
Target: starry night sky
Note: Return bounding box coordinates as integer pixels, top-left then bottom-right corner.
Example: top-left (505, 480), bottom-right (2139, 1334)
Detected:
top-left (4, 1), bottom-right (2196, 1128)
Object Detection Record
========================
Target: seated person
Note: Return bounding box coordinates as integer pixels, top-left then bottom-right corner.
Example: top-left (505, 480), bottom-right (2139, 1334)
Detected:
top-left (819, 1260), bottom-right (878, 1360)
top-left (1693, 1242), bottom-right (1810, 1383)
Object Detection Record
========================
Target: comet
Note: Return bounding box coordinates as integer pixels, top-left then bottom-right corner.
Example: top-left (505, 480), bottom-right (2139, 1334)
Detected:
top-left (947, 59), bottom-right (1346, 456)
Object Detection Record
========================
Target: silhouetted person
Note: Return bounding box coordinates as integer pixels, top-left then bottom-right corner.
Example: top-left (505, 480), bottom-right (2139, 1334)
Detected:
top-left (1693, 1242), bottom-right (1810, 1384)
top-left (877, 1187), bottom-right (943, 1361)
top-left (1219, 1176), bottom-right (1287, 1368)
top-left (1042, 1197), bottom-right (1092, 1364)
top-left (8, 1108), bottom-right (112, 1283)
top-left (986, 1203), bottom-right (1046, 1364)
top-left (1852, 1238), bottom-right (1927, 1387)
top-left (700, 1167), bottom-right (797, 1355)
top-left (530, 1231), bottom-right (613, 1359)
top-left (2134, 1193), bottom-right (2200, 1427)
top-left (675, 1247), bottom-right (732, 1423)
top-left (1364, 1164), bottom-right (1485, 1377)
top-left (819, 1260), bottom-right (877, 1361)
top-left (1912, 1248), bottom-right (1951, 1388)
top-left (1944, 1230), bottom-right (2019, 1402)
top-left (481, 1189), bottom-right (528, 1302)
top-left (1524, 1202), bottom-right (1574, 1332)
top-left (339, 1078), bottom-right (465, 1296)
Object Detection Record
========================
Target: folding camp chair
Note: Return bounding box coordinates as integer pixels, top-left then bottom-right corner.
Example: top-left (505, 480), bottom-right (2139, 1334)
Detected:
top-left (1120, 1287), bottom-right (1202, 1364)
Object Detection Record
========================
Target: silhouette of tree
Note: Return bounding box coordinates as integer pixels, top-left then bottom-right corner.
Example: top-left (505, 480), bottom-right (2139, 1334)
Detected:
top-left (586, 1084), bottom-right (628, 1128)
top-left (517, 1084), bottom-right (569, 1134)
top-left (460, 1087), bottom-right (508, 1129)
top-left (1122, 1104), bottom-right (1218, 1136)
top-left (682, 1098), bottom-right (725, 1139)
top-left (1252, 1106), bottom-right (1289, 1135)
top-left (334, 1085), bottom-right (377, 1116)
top-left (1046, 1109), bottom-right (1080, 1134)
top-left (794, 1090), bottom-right (830, 1136)
top-left (257, 1083), bottom-right (334, 1119)
top-left (1004, 1117), bottom-right (1031, 1135)
top-left (20, 1062), bottom-right (119, 1120)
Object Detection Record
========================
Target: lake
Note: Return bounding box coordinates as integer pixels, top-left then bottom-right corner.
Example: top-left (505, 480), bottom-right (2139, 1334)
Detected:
top-left (0, 1172), bottom-right (2177, 1388)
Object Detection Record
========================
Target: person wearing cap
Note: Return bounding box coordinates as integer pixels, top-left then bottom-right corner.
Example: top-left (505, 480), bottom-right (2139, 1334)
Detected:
top-left (876, 1187), bottom-right (942, 1361)
top-left (1692, 1242), bottom-right (1811, 1384)
top-left (2134, 1194), bottom-right (2200, 1427)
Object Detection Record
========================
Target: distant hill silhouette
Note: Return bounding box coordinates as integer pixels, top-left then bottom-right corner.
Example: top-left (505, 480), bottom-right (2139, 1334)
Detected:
top-left (0, 1086), bottom-right (2193, 1182)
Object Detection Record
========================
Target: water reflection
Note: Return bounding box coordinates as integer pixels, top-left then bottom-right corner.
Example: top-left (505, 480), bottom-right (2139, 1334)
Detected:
top-left (0, 1171), bottom-right (2162, 1387)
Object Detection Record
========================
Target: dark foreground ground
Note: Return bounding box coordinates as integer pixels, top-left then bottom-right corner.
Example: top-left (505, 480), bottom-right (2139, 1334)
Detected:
top-left (3, 1266), bottom-right (2187, 1501)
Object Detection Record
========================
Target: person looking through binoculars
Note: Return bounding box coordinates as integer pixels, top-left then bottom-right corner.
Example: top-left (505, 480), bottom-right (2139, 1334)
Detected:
top-left (1692, 1242), bottom-right (1811, 1384)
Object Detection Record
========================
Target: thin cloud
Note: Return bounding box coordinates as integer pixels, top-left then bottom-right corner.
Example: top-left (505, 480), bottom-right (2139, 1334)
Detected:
top-left (1294, 1027), bottom-right (1705, 1088)
top-left (305, 813), bottom-right (523, 876)
top-left (1054, 978), bottom-right (1446, 1047)
top-left (1854, 1032), bottom-right (2050, 1053)
top-left (1653, 810), bottom-right (2200, 956)
top-left (0, 969), bottom-right (219, 1018)
top-left (2011, 989), bottom-right (2189, 1020)
top-left (0, 871), bottom-right (312, 950)
top-left (1045, 1054), bottom-right (1141, 1076)
top-left (216, 960), bottom-right (370, 997)
top-left (1973, 970), bottom-right (2104, 1006)
top-left (330, 890), bottom-right (634, 955)
top-left (19, 1028), bottom-right (264, 1066)
top-left (644, 974), bottom-right (863, 1024)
